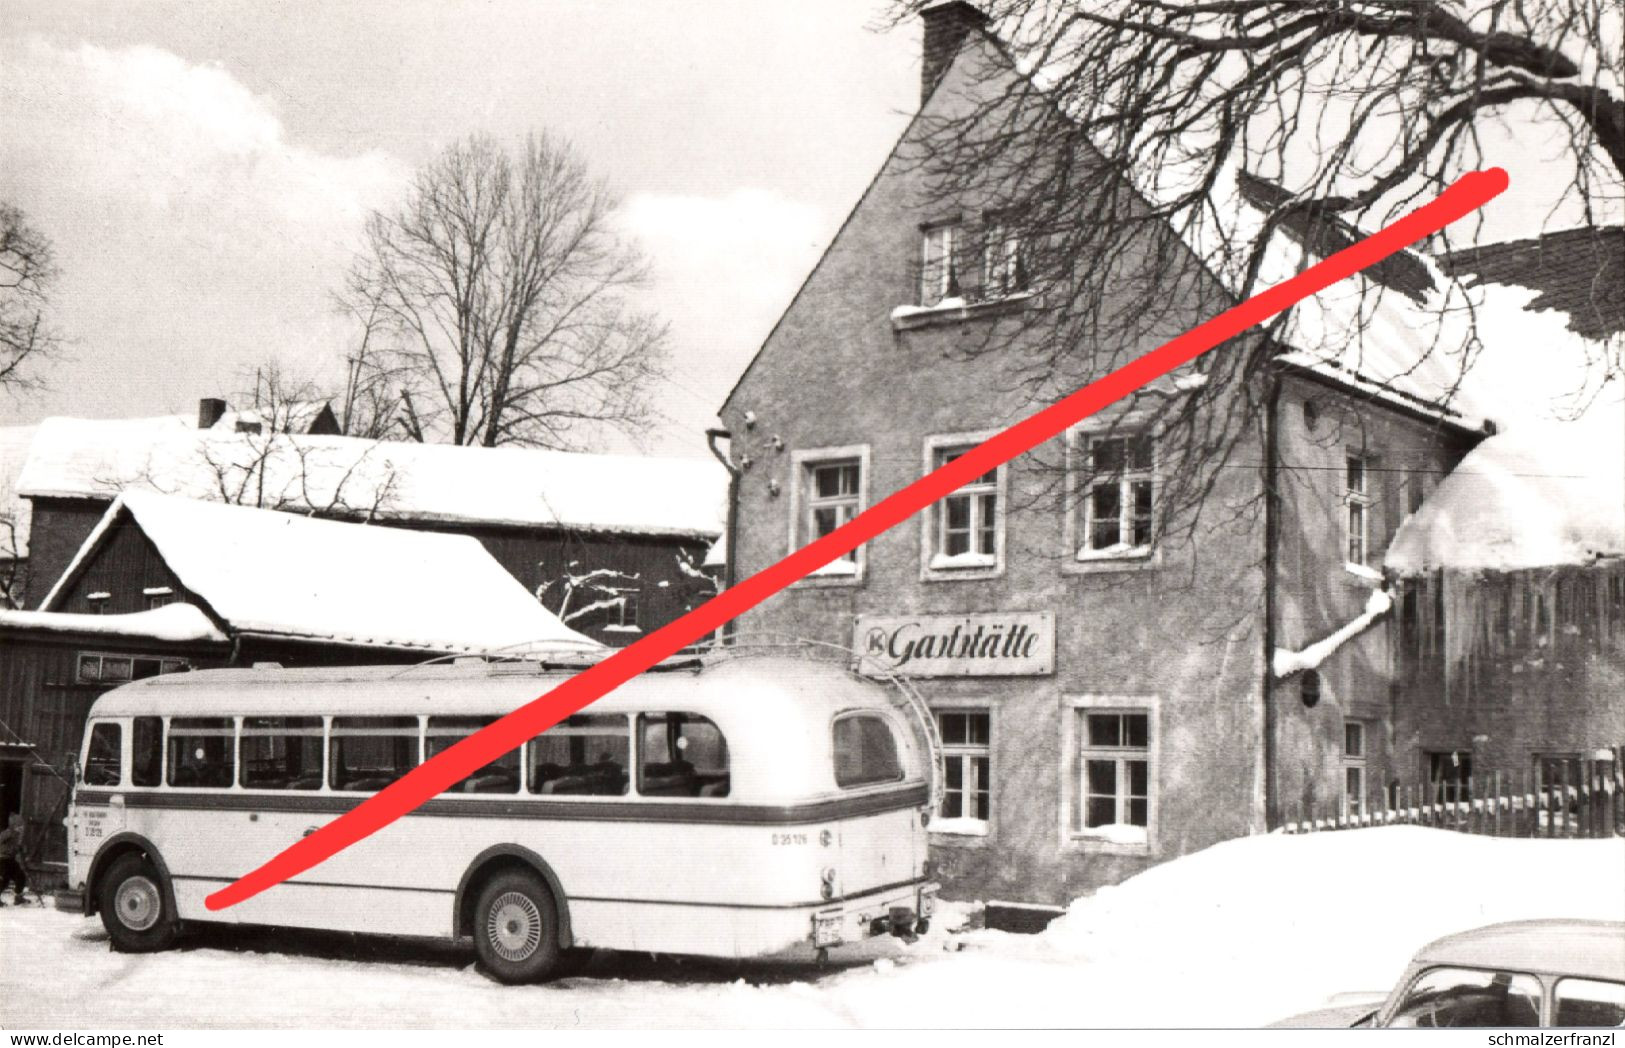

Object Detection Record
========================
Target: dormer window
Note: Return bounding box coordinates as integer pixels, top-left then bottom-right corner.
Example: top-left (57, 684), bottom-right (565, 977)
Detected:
top-left (981, 220), bottom-right (1027, 298)
top-left (919, 222), bottom-right (961, 306)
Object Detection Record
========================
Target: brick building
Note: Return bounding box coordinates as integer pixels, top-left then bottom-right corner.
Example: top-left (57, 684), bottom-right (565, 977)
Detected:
top-left (710, 3), bottom-right (1616, 907)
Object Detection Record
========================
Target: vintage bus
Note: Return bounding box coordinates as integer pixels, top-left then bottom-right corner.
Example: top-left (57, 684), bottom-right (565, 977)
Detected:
top-left (66, 654), bottom-right (939, 982)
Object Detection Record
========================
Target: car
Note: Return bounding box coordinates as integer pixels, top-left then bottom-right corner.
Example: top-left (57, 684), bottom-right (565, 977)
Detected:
top-left (1273, 919), bottom-right (1625, 1028)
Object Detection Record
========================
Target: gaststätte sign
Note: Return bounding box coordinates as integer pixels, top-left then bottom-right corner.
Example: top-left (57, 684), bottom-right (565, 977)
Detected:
top-left (854, 612), bottom-right (1055, 677)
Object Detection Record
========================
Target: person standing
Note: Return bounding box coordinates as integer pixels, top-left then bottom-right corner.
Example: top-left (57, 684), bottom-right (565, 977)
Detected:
top-left (0, 813), bottom-right (29, 905)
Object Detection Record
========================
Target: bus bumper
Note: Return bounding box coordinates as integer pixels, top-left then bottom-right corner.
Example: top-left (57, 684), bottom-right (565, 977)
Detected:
top-left (812, 880), bottom-right (938, 948)
top-left (52, 890), bottom-right (87, 914)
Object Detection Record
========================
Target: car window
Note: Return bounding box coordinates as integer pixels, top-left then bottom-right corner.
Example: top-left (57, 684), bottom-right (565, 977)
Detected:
top-left (1554, 979), bottom-right (1625, 1028)
top-left (1387, 968), bottom-right (1542, 1028)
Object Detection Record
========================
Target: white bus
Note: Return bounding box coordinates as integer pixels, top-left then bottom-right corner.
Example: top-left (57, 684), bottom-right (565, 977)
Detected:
top-left (66, 654), bottom-right (939, 982)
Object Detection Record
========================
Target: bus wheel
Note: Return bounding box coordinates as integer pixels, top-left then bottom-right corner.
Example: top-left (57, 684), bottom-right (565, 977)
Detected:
top-left (99, 853), bottom-right (179, 953)
top-left (474, 870), bottom-right (562, 984)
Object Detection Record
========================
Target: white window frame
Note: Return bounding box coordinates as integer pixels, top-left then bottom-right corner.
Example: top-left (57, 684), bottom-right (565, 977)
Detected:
top-left (920, 431), bottom-right (1006, 581)
top-left (1061, 693), bottom-right (1158, 854)
top-left (1063, 417), bottom-right (1161, 573)
top-left (1076, 430), bottom-right (1158, 561)
top-left (919, 221), bottom-right (961, 306)
top-left (787, 444), bottom-right (870, 587)
top-left (1342, 719), bottom-right (1367, 818)
top-left (602, 588), bottom-right (641, 634)
top-left (1345, 451), bottom-right (1374, 569)
top-left (933, 706), bottom-right (993, 838)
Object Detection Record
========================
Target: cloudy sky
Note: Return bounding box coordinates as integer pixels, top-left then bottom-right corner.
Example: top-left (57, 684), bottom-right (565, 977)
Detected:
top-left (1, 2), bottom-right (1616, 457)
top-left (0, 0), bottom-right (916, 456)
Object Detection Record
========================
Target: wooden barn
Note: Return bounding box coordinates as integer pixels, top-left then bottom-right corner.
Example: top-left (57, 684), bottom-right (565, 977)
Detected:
top-left (13, 407), bottom-right (726, 645)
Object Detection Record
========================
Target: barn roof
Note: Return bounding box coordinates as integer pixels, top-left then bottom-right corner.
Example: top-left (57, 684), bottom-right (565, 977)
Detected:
top-left (39, 491), bottom-right (603, 655)
top-left (16, 416), bottom-right (727, 541)
top-left (1442, 227), bottom-right (1625, 341)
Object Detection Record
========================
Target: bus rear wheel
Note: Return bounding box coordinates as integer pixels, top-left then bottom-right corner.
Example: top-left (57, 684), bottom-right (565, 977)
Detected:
top-left (474, 870), bottom-right (562, 984)
top-left (99, 853), bottom-right (179, 953)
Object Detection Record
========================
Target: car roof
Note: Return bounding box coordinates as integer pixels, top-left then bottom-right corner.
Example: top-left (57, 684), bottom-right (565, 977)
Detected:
top-left (1411, 920), bottom-right (1625, 981)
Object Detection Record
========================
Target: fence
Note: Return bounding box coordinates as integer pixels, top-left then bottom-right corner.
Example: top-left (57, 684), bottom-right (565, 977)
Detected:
top-left (1284, 746), bottom-right (1625, 839)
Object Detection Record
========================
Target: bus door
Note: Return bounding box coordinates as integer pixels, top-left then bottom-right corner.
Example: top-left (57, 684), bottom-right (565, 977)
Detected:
top-left (71, 720), bottom-right (128, 878)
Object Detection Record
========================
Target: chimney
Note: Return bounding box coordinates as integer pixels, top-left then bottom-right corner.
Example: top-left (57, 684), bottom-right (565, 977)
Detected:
top-left (198, 397), bottom-right (227, 429)
top-left (920, 1), bottom-right (988, 107)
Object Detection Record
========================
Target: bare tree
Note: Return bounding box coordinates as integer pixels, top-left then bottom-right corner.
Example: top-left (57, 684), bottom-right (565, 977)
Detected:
top-left (884, 0), bottom-right (1622, 554)
top-left (345, 133), bottom-right (669, 450)
top-left (0, 203), bottom-right (66, 397)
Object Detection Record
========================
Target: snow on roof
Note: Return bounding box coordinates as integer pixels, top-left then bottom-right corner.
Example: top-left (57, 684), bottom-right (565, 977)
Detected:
top-left (41, 491), bottom-right (603, 655)
top-left (1442, 227), bottom-right (1625, 342)
top-left (0, 602), bottom-right (228, 644)
top-left (0, 423), bottom-right (38, 558)
top-left (1386, 400), bottom-right (1625, 574)
top-left (16, 416), bottom-right (727, 539)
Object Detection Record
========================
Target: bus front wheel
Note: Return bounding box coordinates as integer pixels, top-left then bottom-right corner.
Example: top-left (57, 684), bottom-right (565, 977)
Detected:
top-left (473, 870), bottom-right (563, 984)
top-left (98, 853), bottom-right (179, 953)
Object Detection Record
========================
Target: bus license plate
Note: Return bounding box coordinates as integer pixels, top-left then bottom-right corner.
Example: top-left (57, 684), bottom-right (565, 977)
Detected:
top-left (813, 912), bottom-right (843, 948)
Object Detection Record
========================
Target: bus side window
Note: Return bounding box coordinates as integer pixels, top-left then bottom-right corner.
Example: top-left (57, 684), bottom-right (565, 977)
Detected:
top-left (131, 716), bottom-right (162, 787)
top-left (166, 717), bottom-right (235, 788)
top-left (833, 713), bottom-right (903, 789)
top-left (82, 722), bottom-right (122, 787)
top-left (331, 717), bottom-right (419, 792)
top-left (528, 715), bottom-right (629, 796)
top-left (427, 717), bottom-right (519, 794)
top-left (240, 717), bottom-right (324, 790)
top-left (638, 713), bottom-right (729, 799)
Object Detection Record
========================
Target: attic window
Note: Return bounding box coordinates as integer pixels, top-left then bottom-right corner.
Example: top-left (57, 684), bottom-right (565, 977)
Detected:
top-left (144, 586), bottom-right (174, 611)
top-left (87, 592), bottom-right (110, 615)
top-left (919, 222), bottom-right (961, 306)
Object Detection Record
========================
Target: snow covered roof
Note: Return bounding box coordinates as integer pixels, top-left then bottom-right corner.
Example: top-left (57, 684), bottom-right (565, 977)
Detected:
top-left (1386, 401), bottom-right (1625, 574)
top-left (0, 602), bottom-right (228, 644)
top-left (1442, 227), bottom-right (1624, 341)
top-left (16, 416), bottom-right (727, 540)
top-left (0, 423), bottom-right (38, 558)
top-left (40, 491), bottom-right (603, 655)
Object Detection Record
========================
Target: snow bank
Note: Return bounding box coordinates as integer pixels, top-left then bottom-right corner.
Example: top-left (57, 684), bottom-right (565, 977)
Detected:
top-left (4, 827), bottom-right (1620, 1028)
top-left (1017, 827), bottom-right (1625, 1025)
top-left (1387, 399), bottom-right (1625, 573)
top-left (0, 602), bottom-right (227, 643)
top-left (42, 491), bottom-right (599, 655)
top-left (16, 415), bottom-right (727, 540)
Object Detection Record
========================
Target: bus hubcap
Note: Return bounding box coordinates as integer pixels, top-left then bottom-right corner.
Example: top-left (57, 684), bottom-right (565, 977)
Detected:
top-left (116, 876), bottom-right (161, 932)
top-left (487, 892), bottom-right (543, 962)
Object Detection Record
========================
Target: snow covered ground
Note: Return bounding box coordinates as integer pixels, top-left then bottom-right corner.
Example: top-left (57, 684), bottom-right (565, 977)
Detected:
top-left (3, 827), bottom-right (1620, 1029)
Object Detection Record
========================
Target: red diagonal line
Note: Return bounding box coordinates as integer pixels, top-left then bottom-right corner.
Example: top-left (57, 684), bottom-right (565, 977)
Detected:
top-left (207, 167), bottom-right (1507, 910)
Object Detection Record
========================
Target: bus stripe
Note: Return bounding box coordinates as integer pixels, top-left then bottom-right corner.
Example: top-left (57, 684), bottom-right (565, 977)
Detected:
top-left (167, 874), bottom-right (924, 911)
top-left (72, 784), bottom-right (929, 825)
